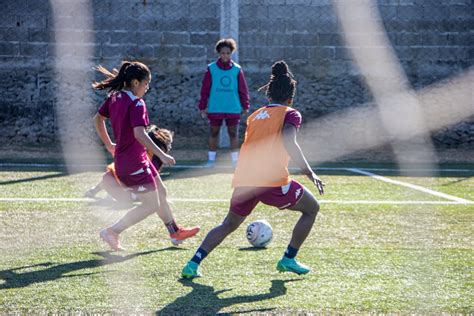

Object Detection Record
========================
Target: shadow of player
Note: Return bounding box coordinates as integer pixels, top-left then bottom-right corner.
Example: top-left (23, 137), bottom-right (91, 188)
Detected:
top-left (0, 247), bottom-right (182, 289)
top-left (157, 278), bottom-right (302, 315)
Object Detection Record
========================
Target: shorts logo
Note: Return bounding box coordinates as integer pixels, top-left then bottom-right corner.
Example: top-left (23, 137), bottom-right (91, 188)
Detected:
top-left (137, 186), bottom-right (146, 192)
top-left (196, 252), bottom-right (202, 259)
top-left (295, 188), bottom-right (302, 199)
top-left (252, 110), bottom-right (270, 121)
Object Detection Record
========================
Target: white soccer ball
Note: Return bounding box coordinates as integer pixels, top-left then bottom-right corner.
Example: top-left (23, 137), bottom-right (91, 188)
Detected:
top-left (246, 220), bottom-right (273, 248)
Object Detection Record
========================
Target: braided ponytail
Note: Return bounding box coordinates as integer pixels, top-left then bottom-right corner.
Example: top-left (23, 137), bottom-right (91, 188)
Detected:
top-left (259, 60), bottom-right (296, 104)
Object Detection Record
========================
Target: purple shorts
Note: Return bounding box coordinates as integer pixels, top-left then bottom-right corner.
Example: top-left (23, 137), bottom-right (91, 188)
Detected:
top-left (230, 179), bottom-right (305, 216)
top-left (207, 113), bottom-right (241, 127)
top-left (117, 164), bottom-right (158, 194)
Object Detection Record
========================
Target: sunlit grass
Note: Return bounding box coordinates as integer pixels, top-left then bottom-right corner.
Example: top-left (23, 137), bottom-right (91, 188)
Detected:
top-left (0, 166), bottom-right (473, 313)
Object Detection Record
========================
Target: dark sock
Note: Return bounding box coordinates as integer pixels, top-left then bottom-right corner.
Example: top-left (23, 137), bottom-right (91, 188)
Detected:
top-left (165, 219), bottom-right (179, 234)
top-left (191, 247), bottom-right (208, 265)
top-left (284, 245), bottom-right (299, 259)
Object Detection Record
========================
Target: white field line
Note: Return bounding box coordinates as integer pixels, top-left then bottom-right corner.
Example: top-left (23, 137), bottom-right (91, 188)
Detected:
top-left (347, 168), bottom-right (472, 203)
top-left (0, 162), bottom-right (473, 173)
top-left (0, 197), bottom-right (472, 205)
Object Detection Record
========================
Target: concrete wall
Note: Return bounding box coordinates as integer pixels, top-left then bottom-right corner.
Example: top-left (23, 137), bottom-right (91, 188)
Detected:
top-left (0, 0), bottom-right (472, 151)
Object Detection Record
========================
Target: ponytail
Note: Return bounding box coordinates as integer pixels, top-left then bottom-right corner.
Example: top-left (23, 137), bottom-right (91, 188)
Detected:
top-left (92, 61), bottom-right (150, 92)
top-left (258, 60), bottom-right (296, 103)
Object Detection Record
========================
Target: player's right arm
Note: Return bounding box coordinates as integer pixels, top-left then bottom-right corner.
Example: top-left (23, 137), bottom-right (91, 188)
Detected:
top-left (94, 113), bottom-right (115, 156)
top-left (282, 123), bottom-right (324, 195)
top-left (198, 67), bottom-right (211, 118)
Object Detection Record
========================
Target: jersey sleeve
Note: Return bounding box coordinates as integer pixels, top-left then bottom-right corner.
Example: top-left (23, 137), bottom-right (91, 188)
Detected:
top-left (98, 96), bottom-right (111, 117)
top-left (130, 99), bottom-right (149, 127)
top-left (284, 109), bottom-right (302, 129)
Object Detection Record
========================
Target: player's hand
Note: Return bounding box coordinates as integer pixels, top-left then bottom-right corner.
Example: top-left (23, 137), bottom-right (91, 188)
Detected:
top-left (106, 143), bottom-right (116, 156)
top-left (309, 172), bottom-right (325, 195)
top-left (200, 109), bottom-right (207, 119)
top-left (160, 153), bottom-right (176, 167)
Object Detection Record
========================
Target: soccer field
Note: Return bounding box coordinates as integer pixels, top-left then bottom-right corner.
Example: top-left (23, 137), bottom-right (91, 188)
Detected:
top-left (0, 164), bottom-right (473, 313)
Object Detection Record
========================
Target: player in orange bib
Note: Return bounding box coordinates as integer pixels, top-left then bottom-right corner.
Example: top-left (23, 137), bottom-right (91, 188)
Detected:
top-left (182, 60), bottom-right (325, 278)
top-left (85, 125), bottom-right (173, 204)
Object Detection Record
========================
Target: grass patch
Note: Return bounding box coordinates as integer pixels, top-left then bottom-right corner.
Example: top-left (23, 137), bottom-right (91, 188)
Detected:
top-left (0, 166), bottom-right (473, 313)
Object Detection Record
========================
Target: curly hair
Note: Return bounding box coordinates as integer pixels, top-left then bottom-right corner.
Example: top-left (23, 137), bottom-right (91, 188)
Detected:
top-left (147, 125), bottom-right (174, 153)
top-left (215, 38), bottom-right (237, 53)
top-left (258, 60), bottom-right (297, 103)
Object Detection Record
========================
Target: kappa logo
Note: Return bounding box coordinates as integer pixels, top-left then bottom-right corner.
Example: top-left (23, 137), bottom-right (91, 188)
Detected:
top-left (137, 186), bottom-right (146, 192)
top-left (295, 188), bottom-right (302, 199)
top-left (252, 110), bottom-right (270, 121)
top-left (136, 100), bottom-right (145, 107)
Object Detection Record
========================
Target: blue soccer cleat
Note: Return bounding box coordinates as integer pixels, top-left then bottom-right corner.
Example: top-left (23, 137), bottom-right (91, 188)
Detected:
top-left (276, 257), bottom-right (311, 275)
top-left (181, 261), bottom-right (202, 279)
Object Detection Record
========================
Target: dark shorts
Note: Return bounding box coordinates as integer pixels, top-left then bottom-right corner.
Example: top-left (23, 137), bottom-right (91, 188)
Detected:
top-left (208, 113), bottom-right (241, 127)
top-left (117, 164), bottom-right (158, 194)
top-left (230, 179), bottom-right (305, 216)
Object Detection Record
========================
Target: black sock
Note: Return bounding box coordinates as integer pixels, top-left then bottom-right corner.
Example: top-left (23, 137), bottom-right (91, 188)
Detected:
top-left (191, 247), bottom-right (208, 265)
top-left (165, 219), bottom-right (179, 234)
top-left (284, 245), bottom-right (298, 259)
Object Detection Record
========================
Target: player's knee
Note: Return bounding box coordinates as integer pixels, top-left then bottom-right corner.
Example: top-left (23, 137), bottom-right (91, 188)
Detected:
top-left (210, 129), bottom-right (220, 138)
top-left (305, 198), bottom-right (320, 218)
top-left (222, 217), bottom-right (241, 233)
top-left (313, 200), bottom-right (320, 215)
top-left (158, 185), bottom-right (168, 198)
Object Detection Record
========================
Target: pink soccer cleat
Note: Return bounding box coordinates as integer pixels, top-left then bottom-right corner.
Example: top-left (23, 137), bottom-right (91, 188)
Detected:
top-left (170, 226), bottom-right (200, 245)
top-left (100, 228), bottom-right (125, 251)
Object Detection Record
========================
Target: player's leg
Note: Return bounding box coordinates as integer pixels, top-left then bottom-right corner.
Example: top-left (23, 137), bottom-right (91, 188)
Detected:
top-left (182, 211), bottom-right (246, 278)
top-left (287, 188), bottom-right (319, 248)
top-left (85, 180), bottom-right (103, 198)
top-left (154, 174), bottom-right (200, 245)
top-left (278, 186), bottom-right (319, 275)
top-left (209, 125), bottom-right (221, 151)
top-left (182, 187), bottom-right (257, 278)
top-left (100, 188), bottom-right (159, 251)
top-left (227, 123), bottom-right (239, 166)
top-left (207, 115), bottom-right (223, 167)
top-left (101, 172), bottom-right (134, 204)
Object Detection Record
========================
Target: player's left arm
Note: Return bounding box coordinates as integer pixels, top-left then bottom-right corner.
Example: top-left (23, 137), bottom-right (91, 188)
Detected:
top-left (238, 69), bottom-right (250, 114)
top-left (282, 123), bottom-right (324, 195)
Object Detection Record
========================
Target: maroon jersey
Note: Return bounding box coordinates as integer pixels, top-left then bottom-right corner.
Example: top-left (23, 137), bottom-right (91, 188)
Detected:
top-left (98, 90), bottom-right (150, 177)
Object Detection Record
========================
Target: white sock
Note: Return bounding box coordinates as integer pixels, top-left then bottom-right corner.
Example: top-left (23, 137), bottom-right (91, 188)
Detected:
top-left (231, 151), bottom-right (239, 162)
top-left (208, 151), bottom-right (217, 161)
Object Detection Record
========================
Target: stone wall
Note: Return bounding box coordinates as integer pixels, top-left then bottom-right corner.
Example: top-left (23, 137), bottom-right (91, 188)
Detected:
top-left (0, 0), bottom-right (472, 151)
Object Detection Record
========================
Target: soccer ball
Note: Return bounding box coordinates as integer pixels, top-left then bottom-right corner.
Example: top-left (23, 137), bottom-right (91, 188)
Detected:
top-left (246, 220), bottom-right (273, 248)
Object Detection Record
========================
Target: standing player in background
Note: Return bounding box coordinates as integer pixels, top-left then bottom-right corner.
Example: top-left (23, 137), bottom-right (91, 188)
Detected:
top-left (85, 125), bottom-right (173, 205)
top-left (182, 61), bottom-right (324, 278)
top-left (198, 38), bottom-right (250, 167)
top-left (93, 61), bottom-right (200, 250)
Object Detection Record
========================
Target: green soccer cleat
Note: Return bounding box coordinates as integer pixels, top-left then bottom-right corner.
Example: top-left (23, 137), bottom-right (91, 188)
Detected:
top-left (276, 257), bottom-right (311, 275)
top-left (181, 261), bottom-right (202, 279)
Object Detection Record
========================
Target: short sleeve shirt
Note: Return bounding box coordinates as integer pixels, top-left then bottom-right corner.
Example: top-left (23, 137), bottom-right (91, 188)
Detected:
top-left (98, 90), bottom-right (150, 176)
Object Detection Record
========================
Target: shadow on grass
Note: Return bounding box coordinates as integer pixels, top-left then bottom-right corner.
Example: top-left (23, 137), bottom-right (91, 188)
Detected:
top-left (238, 246), bottom-right (268, 251)
top-left (0, 172), bottom-right (68, 186)
top-left (0, 247), bottom-right (180, 289)
top-left (157, 278), bottom-right (302, 315)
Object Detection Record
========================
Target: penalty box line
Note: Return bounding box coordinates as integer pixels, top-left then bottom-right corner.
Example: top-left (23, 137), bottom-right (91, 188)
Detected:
top-left (346, 168), bottom-right (471, 203)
